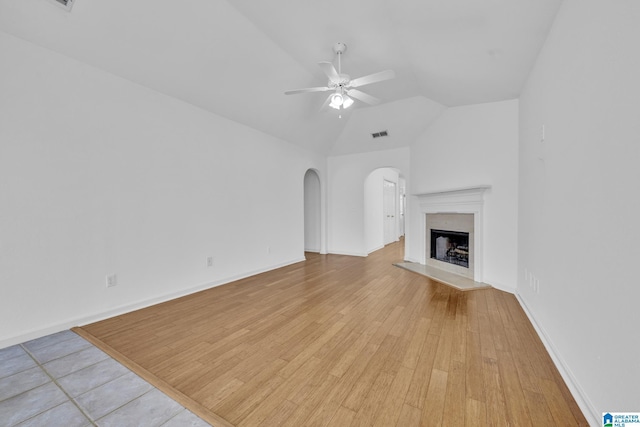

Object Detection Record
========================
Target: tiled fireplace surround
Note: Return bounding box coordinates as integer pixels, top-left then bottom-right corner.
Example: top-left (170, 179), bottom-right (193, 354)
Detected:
top-left (415, 186), bottom-right (490, 283)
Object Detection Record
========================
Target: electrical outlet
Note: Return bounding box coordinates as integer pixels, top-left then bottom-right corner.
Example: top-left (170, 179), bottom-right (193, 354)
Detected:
top-left (267, 246), bottom-right (271, 254)
top-left (106, 274), bottom-right (117, 288)
top-left (207, 256), bottom-right (214, 267)
top-left (525, 268), bottom-right (540, 294)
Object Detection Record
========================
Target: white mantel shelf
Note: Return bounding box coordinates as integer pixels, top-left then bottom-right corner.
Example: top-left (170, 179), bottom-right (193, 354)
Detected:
top-left (413, 185), bottom-right (491, 198)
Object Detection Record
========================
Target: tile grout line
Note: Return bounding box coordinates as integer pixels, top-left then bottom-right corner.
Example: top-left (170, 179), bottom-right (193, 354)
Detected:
top-left (159, 409), bottom-right (187, 426)
top-left (0, 340), bottom-right (81, 404)
top-left (73, 327), bottom-right (225, 427)
top-left (0, 362), bottom-right (42, 404)
top-left (19, 342), bottom-right (99, 427)
top-left (53, 336), bottom-right (189, 424)
top-left (13, 334), bottom-right (191, 427)
top-left (88, 386), bottom-right (185, 425)
top-left (91, 387), bottom-right (156, 424)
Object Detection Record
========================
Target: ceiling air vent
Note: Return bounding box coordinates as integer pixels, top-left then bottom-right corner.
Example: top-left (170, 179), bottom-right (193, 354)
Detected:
top-left (371, 130), bottom-right (389, 139)
top-left (47, 0), bottom-right (75, 11)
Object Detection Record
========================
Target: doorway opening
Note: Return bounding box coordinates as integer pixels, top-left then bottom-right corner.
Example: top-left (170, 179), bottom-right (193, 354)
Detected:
top-left (303, 169), bottom-right (321, 253)
top-left (383, 179), bottom-right (397, 246)
top-left (364, 168), bottom-right (406, 254)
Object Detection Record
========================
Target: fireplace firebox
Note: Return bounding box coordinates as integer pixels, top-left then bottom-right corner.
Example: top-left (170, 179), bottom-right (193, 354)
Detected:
top-left (430, 229), bottom-right (469, 268)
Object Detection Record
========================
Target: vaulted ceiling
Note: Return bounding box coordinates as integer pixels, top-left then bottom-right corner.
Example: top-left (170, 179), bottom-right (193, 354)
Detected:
top-left (0, 0), bottom-right (563, 154)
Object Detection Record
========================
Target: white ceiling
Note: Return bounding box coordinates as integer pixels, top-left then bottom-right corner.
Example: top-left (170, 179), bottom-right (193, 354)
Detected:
top-left (0, 0), bottom-right (563, 154)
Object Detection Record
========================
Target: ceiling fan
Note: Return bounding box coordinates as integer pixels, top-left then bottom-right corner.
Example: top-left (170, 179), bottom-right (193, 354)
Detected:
top-left (285, 42), bottom-right (395, 110)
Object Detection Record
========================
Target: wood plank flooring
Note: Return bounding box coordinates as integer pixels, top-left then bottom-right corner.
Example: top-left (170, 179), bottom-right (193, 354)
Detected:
top-left (78, 241), bottom-right (588, 426)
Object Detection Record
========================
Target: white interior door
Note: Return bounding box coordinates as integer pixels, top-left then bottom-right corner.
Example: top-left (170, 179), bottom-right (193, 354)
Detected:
top-left (383, 180), bottom-right (396, 245)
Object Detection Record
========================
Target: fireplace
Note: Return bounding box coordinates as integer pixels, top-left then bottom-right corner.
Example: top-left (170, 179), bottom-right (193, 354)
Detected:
top-left (425, 212), bottom-right (474, 280)
top-left (430, 229), bottom-right (469, 268)
top-left (414, 186), bottom-right (490, 282)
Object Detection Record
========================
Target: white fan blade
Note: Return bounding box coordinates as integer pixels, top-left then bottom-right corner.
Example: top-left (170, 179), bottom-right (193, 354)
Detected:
top-left (318, 61), bottom-right (341, 83)
top-left (347, 89), bottom-right (381, 105)
top-left (349, 70), bottom-right (396, 88)
top-left (320, 93), bottom-right (333, 111)
top-left (285, 86), bottom-right (332, 95)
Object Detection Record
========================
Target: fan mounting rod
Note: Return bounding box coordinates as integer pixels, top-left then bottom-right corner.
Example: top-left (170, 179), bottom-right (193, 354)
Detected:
top-left (332, 42), bottom-right (347, 77)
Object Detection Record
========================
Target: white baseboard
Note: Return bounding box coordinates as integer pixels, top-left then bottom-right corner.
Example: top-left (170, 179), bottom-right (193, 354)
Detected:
top-left (328, 250), bottom-right (367, 257)
top-left (366, 244), bottom-right (384, 254)
top-left (0, 257), bottom-right (306, 350)
top-left (485, 280), bottom-right (515, 294)
top-left (515, 293), bottom-right (599, 427)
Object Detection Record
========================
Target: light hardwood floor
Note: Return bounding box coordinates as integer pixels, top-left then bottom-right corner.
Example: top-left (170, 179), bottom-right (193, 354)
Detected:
top-left (77, 241), bottom-right (588, 426)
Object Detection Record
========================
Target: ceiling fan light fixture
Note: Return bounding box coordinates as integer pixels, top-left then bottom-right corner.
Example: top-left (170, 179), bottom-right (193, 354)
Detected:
top-left (284, 42), bottom-right (395, 110)
top-left (329, 93), bottom-right (344, 109)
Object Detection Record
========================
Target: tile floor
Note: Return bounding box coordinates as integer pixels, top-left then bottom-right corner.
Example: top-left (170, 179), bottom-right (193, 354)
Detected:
top-left (0, 330), bottom-right (212, 427)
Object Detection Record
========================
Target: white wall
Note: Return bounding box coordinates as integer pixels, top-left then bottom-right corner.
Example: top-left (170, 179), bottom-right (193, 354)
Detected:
top-left (518, 1), bottom-right (640, 423)
top-left (328, 148), bottom-right (410, 256)
top-left (364, 168), bottom-right (400, 253)
top-left (0, 32), bottom-right (325, 347)
top-left (303, 169), bottom-right (321, 252)
top-left (406, 100), bottom-right (519, 291)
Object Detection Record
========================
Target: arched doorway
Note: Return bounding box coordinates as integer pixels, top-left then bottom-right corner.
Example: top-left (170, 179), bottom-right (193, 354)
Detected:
top-left (304, 169), bottom-right (321, 253)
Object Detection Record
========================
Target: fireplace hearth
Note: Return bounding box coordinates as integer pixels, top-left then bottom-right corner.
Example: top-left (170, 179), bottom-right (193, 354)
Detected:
top-left (430, 229), bottom-right (469, 268)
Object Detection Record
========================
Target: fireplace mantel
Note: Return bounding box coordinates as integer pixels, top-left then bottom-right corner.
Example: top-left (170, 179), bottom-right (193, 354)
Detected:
top-left (414, 185), bottom-right (491, 209)
top-left (414, 185), bottom-right (491, 283)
